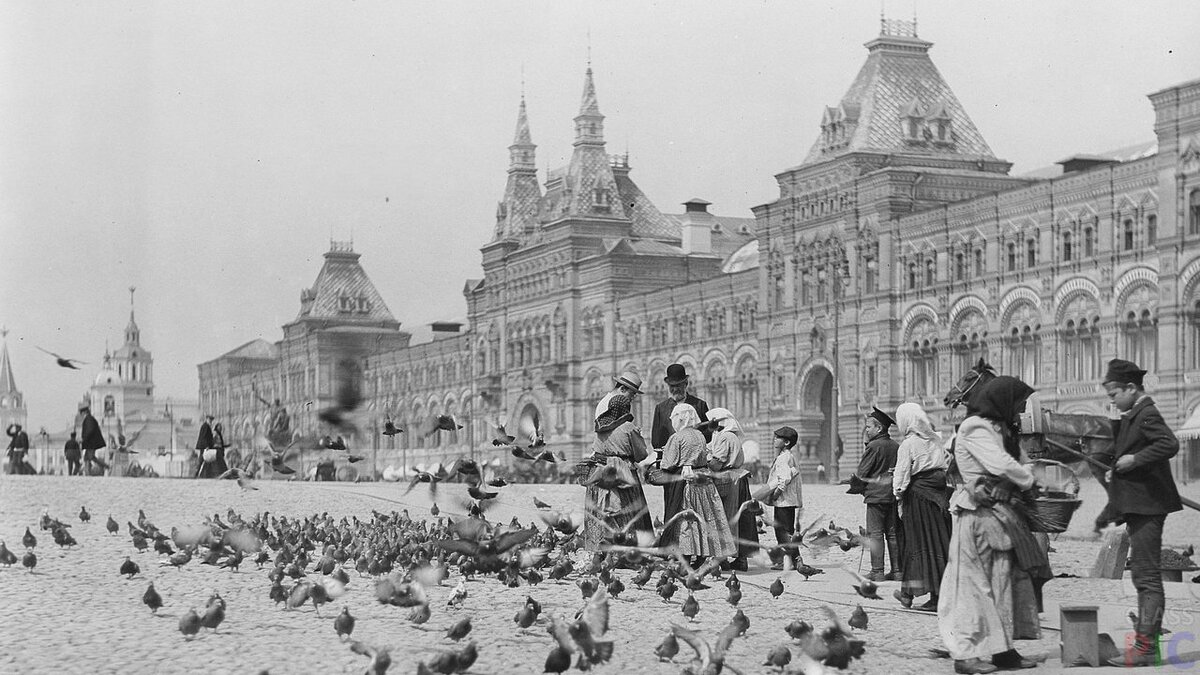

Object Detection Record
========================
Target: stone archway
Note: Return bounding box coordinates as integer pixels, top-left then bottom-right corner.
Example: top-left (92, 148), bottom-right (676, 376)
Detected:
top-left (798, 365), bottom-right (834, 467)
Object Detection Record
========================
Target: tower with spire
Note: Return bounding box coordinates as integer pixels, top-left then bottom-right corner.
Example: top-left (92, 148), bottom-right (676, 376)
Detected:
top-left (92, 287), bottom-right (155, 421)
top-left (494, 94), bottom-right (542, 240)
top-left (0, 328), bottom-right (28, 433)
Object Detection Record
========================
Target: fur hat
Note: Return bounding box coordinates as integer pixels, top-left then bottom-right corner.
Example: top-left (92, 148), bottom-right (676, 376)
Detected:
top-left (1104, 359), bottom-right (1146, 388)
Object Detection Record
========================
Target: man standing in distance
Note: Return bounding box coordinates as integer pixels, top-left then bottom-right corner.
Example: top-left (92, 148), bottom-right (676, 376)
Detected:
top-left (78, 402), bottom-right (107, 475)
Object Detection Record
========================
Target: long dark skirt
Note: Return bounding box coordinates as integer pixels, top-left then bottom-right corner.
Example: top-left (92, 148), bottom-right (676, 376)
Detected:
top-left (661, 476), bottom-right (686, 542)
top-left (715, 475), bottom-right (758, 559)
top-left (899, 488), bottom-right (952, 598)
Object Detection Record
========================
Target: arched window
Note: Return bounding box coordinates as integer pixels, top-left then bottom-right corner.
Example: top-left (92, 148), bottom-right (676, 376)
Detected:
top-left (1124, 219), bottom-right (1135, 251)
top-left (1084, 227), bottom-right (1095, 257)
top-left (954, 310), bottom-right (989, 376)
top-left (1190, 300), bottom-right (1200, 370)
top-left (1026, 238), bottom-right (1037, 267)
top-left (1007, 243), bottom-right (1017, 272)
top-left (925, 258), bottom-right (935, 286)
top-left (974, 248), bottom-right (984, 276)
top-left (1062, 231), bottom-right (1073, 262)
top-left (1147, 214), bottom-right (1157, 245)
top-left (955, 253), bottom-right (965, 281)
top-left (907, 319), bottom-right (939, 397)
top-left (908, 263), bottom-right (917, 290)
top-left (1005, 303), bottom-right (1041, 384)
top-left (1190, 189), bottom-right (1200, 235)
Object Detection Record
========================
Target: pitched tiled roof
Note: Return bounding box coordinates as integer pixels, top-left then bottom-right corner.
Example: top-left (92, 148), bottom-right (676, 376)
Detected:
top-left (219, 338), bottom-right (278, 361)
top-left (802, 31), bottom-right (996, 165)
top-left (297, 244), bottom-right (397, 324)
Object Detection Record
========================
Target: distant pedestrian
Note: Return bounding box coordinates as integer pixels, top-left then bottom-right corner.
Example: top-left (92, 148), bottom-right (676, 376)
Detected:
top-left (196, 414), bottom-right (216, 478)
top-left (78, 402), bottom-right (108, 475)
top-left (764, 426), bottom-right (804, 570)
top-left (6, 423), bottom-right (31, 475)
top-left (64, 431), bottom-right (82, 476)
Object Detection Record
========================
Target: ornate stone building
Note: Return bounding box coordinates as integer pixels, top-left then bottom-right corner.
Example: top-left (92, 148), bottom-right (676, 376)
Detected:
top-left (200, 21), bottom-right (1200, 480)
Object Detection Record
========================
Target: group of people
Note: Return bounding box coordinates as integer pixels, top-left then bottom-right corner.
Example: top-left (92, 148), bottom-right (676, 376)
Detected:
top-left (577, 356), bottom-right (1180, 672)
top-left (845, 358), bottom-right (1180, 673)
top-left (5, 402), bottom-right (109, 476)
top-left (579, 362), bottom-right (804, 573)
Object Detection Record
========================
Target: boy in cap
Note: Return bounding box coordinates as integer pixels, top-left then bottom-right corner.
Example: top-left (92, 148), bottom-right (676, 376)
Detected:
top-left (853, 407), bottom-right (901, 581)
top-left (765, 426), bottom-right (804, 570)
top-left (1099, 358), bottom-right (1181, 667)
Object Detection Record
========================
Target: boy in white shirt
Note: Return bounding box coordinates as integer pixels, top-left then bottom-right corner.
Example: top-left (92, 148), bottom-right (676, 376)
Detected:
top-left (766, 426), bottom-right (804, 570)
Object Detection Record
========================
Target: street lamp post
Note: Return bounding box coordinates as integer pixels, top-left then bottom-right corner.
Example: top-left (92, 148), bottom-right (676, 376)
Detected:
top-left (824, 247), bottom-right (850, 484)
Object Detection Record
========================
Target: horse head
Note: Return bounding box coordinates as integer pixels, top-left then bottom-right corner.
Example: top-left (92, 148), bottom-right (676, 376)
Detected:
top-left (944, 357), bottom-right (997, 409)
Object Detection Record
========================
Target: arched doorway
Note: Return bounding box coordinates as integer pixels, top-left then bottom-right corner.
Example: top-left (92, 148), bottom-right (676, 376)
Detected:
top-left (799, 365), bottom-right (834, 470)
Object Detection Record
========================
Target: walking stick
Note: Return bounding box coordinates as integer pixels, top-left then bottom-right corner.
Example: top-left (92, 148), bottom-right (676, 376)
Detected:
top-left (1041, 437), bottom-right (1200, 513)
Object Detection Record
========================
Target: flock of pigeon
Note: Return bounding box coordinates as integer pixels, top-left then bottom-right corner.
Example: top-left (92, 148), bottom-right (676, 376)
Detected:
top-left (1, 453), bottom-right (899, 675)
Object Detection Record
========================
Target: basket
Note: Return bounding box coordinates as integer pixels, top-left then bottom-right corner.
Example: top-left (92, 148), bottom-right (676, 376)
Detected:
top-left (571, 459), bottom-right (598, 485)
top-left (1025, 458), bottom-right (1082, 533)
top-left (644, 464), bottom-right (674, 486)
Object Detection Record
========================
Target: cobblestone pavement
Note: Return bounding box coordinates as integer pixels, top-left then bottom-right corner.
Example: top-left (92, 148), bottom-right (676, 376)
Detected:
top-left (2, 474), bottom-right (1199, 674)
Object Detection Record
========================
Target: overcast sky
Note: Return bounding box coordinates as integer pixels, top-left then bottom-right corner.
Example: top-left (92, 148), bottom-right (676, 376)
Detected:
top-left (2, 1), bottom-right (1197, 431)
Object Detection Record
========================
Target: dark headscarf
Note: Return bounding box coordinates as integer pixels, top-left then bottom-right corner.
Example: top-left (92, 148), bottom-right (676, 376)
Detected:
top-left (969, 375), bottom-right (1034, 460)
top-left (595, 393), bottom-right (633, 434)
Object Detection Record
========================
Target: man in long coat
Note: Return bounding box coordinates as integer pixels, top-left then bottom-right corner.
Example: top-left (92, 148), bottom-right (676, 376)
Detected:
top-left (852, 407), bottom-right (901, 581)
top-left (79, 402), bottom-right (107, 475)
top-left (1098, 358), bottom-right (1182, 667)
top-left (651, 363), bottom-right (709, 528)
top-left (6, 423), bottom-right (30, 474)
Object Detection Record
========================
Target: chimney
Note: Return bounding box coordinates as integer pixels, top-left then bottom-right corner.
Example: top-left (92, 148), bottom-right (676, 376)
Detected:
top-left (680, 198), bottom-right (713, 255)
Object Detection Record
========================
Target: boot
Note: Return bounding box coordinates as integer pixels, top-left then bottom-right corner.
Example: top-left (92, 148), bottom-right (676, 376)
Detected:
top-left (954, 658), bottom-right (998, 674)
top-left (1107, 633), bottom-right (1159, 667)
top-left (992, 649), bottom-right (1037, 670)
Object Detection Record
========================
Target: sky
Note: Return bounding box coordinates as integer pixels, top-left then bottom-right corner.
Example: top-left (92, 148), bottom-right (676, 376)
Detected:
top-left (1, 1), bottom-right (1198, 431)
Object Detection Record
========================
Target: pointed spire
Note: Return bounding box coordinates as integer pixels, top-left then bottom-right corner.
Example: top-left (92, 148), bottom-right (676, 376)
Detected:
top-left (578, 67), bottom-right (601, 118)
top-left (0, 328), bottom-right (17, 396)
top-left (574, 66), bottom-right (605, 147)
top-left (513, 96), bottom-right (533, 146)
top-left (125, 285), bottom-right (140, 346)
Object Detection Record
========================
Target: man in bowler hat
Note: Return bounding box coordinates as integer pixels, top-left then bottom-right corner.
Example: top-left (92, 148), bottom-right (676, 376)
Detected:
top-left (650, 363), bottom-right (709, 526)
top-left (1098, 358), bottom-right (1181, 667)
top-left (853, 407), bottom-right (901, 581)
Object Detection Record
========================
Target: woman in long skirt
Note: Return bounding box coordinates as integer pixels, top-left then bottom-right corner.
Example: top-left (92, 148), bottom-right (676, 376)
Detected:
top-left (582, 394), bottom-right (653, 551)
top-left (660, 403), bottom-right (735, 566)
top-left (891, 402), bottom-right (952, 611)
top-left (938, 376), bottom-right (1044, 674)
top-left (705, 407), bottom-right (757, 571)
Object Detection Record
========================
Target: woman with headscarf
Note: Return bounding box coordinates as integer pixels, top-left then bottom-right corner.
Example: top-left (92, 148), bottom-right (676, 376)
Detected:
top-left (937, 376), bottom-right (1045, 674)
top-left (660, 402), bottom-right (735, 567)
top-left (892, 401), bottom-right (951, 611)
top-left (705, 407), bottom-right (757, 571)
top-left (582, 393), bottom-right (653, 552)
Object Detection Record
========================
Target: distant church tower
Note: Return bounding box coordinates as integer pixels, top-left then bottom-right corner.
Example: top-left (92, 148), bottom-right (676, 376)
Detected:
top-left (0, 328), bottom-right (28, 432)
top-left (91, 288), bottom-right (155, 421)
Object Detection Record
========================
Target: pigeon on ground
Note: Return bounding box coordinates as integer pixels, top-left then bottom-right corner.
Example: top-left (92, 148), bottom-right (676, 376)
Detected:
top-left (143, 582), bottom-right (163, 614)
top-left (334, 606), bottom-right (356, 640)
top-left (770, 577), bottom-right (785, 598)
top-left (120, 556), bottom-right (140, 578)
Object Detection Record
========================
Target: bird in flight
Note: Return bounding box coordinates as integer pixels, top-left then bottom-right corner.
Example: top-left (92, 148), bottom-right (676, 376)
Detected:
top-left (36, 347), bottom-right (87, 369)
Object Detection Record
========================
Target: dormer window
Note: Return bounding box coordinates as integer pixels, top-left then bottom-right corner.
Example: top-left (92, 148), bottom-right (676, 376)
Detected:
top-left (902, 98), bottom-right (926, 142)
top-left (593, 188), bottom-right (611, 213)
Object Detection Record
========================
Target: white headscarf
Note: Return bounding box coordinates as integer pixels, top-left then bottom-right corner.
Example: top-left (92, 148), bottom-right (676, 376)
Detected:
top-left (705, 407), bottom-right (741, 434)
top-left (896, 402), bottom-right (941, 442)
top-left (670, 402), bottom-right (700, 432)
